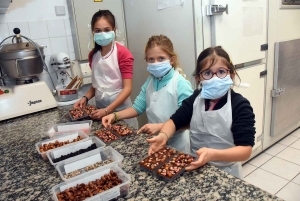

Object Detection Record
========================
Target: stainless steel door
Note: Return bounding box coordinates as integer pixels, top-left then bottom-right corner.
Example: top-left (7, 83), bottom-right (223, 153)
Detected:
top-left (271, 38), bottom-right (300, 137)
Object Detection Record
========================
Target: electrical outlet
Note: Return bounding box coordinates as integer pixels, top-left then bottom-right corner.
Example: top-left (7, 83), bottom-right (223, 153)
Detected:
top-left (80, 63), bottom-right (92, 77)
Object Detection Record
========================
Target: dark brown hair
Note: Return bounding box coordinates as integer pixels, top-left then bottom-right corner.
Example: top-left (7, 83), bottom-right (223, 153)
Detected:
top-left (193, 46), bottom-right (240, 84)
top-left (89, 10), bottom-right (116, 60)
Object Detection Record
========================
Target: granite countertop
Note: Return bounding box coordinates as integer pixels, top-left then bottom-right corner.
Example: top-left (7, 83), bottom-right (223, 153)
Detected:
top-left (0, 106), bottom-right (282, 201)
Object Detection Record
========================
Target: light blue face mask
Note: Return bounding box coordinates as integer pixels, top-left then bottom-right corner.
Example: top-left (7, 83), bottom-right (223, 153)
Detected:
top-left (94, 31), bottom-right (115, 46)
top-left (200, 75), bottom-right (233, 99)
top-left (147, 60), bottom-right (172, 78)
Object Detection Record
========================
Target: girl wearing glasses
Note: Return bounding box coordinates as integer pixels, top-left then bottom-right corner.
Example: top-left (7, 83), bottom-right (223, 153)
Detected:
top-left (74, 10), bottom-right (138, 128)
top-left (147, 46), bottom-right (255, 179)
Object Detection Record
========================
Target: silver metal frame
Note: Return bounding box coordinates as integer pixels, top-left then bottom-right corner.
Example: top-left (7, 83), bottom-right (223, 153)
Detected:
top-left (270, 42), bottom-right (280, 136)
top-left (271, 39), bottom-right (300, 137)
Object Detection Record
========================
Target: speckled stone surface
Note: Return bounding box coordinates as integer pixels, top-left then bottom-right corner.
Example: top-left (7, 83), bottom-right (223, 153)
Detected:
top-left (0, 106), bottom-right (282, 201)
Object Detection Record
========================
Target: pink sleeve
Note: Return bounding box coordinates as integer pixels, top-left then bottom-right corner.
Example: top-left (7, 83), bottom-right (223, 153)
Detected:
top-left (116, 43), bottom-right (134, 79)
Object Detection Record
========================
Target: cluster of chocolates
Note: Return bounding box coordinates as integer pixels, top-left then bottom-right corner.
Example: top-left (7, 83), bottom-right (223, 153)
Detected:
top-left (110, 124), bottom-right (134, 136)
top-left (157, 153), bottom-right (194, 178)
top-left (69, 109), bottom-right (86, 120)
top-left (39, 136), bottom-right (83, 152)
top-left (139, 147), bottom-right (177, 170)
top-left (64, 158), bottom-right (114, 179)
top-left (57, 170), bottom-right (122, 201)
top-left (94, 129), bottom-right (119, 142)
top-left (84, 105), bottom-right (97, 115)
top-left (52, 144), bottom-right (97, 163)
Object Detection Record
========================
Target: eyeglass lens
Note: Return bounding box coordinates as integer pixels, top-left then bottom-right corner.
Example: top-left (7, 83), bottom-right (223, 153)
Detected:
top-left (201, 68), bottom-right (229, 80)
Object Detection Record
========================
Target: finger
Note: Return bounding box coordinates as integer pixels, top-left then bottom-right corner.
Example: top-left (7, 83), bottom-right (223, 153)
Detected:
top-left (102, 117), bottom-right (108, 127)
top-left (107, 117), bottom-right (113, 126)
top-left (186, 155), bottom-right (205, 171)
top-left (146, 137), bottom-right (157, 143)
top-left (148, 147), bottom-right (154, 156)
top-left (137, 125), bottom-right (146, 134)
top-left (196, 148), bottom-right (205, 156)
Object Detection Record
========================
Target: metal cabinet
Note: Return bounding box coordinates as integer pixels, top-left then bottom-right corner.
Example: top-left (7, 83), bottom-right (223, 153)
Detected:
top-left (67, 0), bottom-right (127, 61)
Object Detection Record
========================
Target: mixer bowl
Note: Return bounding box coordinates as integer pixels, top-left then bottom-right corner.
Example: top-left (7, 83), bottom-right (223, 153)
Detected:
top-left (0, 42), bottom-right (45, 79)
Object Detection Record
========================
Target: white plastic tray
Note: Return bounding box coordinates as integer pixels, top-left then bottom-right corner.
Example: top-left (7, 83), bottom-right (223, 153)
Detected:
top-left (46, 136), bottom-right (105, 166)
top-left (55, 146), bottom-right (124, 181)
top-left (48, 120), bottom-right (93, 138)
top-left (51, 164), bottom-right (131, 201)
top-left (35, 131), bottom-right (89, 160)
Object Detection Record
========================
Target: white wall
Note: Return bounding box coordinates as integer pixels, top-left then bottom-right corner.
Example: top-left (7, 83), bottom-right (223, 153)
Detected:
top-left (0, 0), bottom-right (74, 90)
top-left (263, 1), bottom-right (300, 148)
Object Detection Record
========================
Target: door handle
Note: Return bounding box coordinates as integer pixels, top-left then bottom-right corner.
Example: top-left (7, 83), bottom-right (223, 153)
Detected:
top-left (206, 4), bottom-right (228, 16)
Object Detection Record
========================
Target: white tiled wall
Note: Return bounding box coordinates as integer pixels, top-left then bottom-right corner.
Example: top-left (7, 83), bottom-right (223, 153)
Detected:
top-left (2, 18), bottom-right (76, 90)
top-left (0, 0), bottom-right (76, 91)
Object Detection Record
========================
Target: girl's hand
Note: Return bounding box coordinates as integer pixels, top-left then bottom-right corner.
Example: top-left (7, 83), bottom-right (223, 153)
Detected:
top-left (137, 123), bottom-right (162, 135)
top-left (74, 97), bottom-right (86, 109)
top-left (89, 109), bottom-right (106, 120)
top-left (102, 114), bottom-right (115, 128)
top-left (186, 147), bottom-right (216, 171)
top-left (146, 133), bottom-right (168, 155)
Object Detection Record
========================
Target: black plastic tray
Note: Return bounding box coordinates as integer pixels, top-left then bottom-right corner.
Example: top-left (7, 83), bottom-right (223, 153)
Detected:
top-left (69, 108), bottom-right (89, 121)
top-left (154, 152), bottom-right (196, 182)
top-left (138, 147), bottom-right (178, 173)
top-left (93, 128), bottom-right (122, 145)
top-left (109, 123), bottom-right (136, 138)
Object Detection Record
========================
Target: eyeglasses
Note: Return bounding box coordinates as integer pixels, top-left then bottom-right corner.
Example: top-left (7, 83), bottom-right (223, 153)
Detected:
top-left (200, 67), bottom-right (230, 80)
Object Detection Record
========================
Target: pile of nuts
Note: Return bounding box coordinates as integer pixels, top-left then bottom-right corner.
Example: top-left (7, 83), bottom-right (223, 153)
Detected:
top-left (157, 152), bottom-right (194, 178)
top-left (94, 129), bottom-right (119, 142)
top-left (39, 136), bottom-right (83, 152)
top-left (84, 158), bottom-right (113, 171)
top-left (69, 108), bottom-right (86, 120)
top-left (64, 170), bottom-right (82, 179)
top-left (64, 158), bottom-right (114, 179)
top-left (84, 105), bottom-right (97, 115)
top-left (139, 147), bottom-right (177, 170)
top-left (57, 170), bottom-right (122, 201)
top-left (110, 124), bottom-right (134, 136)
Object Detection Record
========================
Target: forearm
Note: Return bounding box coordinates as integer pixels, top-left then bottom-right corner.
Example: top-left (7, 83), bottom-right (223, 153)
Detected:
top-left (84, 86), bottom-right (95, 100)
top-left (211, 146), bottom-right (252, 162)
top-left (159, 119), bottom-right (177, 140)
top-left (115, 107), bottom-right (138, 120)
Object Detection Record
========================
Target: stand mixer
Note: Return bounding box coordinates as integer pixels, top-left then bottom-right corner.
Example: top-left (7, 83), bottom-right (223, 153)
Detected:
top-left (0, 28), bottom-right (57, 121)
top-left (50, 52), bottom-right (81, 105)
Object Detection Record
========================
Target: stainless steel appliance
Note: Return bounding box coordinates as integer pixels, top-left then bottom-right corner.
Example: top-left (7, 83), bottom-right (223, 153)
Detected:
top-left (0, 28), bottom-right (57, 121)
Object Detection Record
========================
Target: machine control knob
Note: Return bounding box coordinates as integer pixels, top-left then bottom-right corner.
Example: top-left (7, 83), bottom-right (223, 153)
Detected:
top-left (13, 28), bottom-right (21, 34)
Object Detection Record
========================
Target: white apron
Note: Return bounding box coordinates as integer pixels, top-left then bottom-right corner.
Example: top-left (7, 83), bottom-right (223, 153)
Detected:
top-left (146, 71), bottom-right (190, 152)
top-left (91, 42), bottom-right (138, 128)
top-left (189, 90), bottom-right (243, 179)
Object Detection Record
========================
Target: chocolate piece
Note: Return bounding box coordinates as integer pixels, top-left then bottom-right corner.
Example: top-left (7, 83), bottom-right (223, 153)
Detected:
top-left (139, 147), bottom-right (177, 171)
top-left (69, 108), bottom-right (85, 119)
top-left (84, 105), bottom-right (97, 115)
top-left (94, 129), bottom-right (119, 143)
top-left (110, 124), bottom-right (134, 136)
top-left (156, 152), bottom-right (195, 179)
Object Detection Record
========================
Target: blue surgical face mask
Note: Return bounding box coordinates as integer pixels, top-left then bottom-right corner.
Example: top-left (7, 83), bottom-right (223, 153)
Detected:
top-left (147, 60), bottom-right (172, 78)
top-left (200, 75), bottom-right (233, 99)
top-left (94, 31), bottom-right (115, 46)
